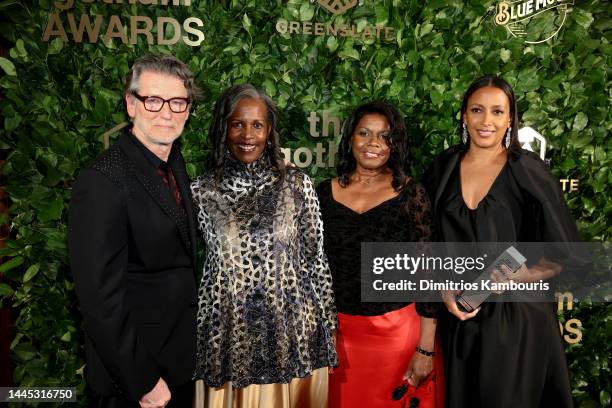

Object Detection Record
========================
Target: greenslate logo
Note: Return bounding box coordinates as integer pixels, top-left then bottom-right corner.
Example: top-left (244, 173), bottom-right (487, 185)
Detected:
top-left (494, 0), bottom-right (573, 44)
top-left (275, 1), bottom-right (394, 42)
top-left (316, 0), bottom-right (358, 15)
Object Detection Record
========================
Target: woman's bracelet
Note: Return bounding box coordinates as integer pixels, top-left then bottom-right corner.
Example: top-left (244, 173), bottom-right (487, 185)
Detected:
top-left (415, 346), bottom-right (435, 357)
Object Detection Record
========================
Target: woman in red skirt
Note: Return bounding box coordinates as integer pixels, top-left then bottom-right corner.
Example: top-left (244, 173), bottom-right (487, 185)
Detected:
top-left (316, 102), bottom-right (444, 408)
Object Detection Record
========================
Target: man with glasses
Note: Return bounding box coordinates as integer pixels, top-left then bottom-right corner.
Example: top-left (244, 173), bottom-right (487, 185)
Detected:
top-left (69, 54), bottom-right (200, 408)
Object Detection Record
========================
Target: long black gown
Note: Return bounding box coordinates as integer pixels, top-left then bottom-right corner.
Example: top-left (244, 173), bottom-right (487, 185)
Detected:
top-left (424, 146), bottom-right (576, 408)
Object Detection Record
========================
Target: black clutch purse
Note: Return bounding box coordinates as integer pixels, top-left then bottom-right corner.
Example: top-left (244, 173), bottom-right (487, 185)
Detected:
top-left (391, 379), bottom-right (420, 407)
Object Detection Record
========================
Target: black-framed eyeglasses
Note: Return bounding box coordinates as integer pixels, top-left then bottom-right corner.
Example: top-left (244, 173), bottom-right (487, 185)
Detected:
top-left (131, 92), bottom-right (190, 113)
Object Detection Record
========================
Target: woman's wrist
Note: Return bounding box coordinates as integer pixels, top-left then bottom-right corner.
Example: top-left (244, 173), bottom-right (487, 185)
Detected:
top-left (415, 346), bottom-right (435, 357)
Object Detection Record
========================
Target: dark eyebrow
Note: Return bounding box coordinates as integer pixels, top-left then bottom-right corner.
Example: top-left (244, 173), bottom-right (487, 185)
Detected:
top-left (470, 103), bottom-right (506, 109)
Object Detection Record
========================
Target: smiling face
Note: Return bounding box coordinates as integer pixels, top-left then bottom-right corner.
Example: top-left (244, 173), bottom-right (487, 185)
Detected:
top-left (125, 70), bottom-right (190, 152)
top-left (463, 86), bottom-right (512, 150)
top-left (226, 98), bottom-right (270, 164)
top-left (351, 113), bottom-right (391, 171)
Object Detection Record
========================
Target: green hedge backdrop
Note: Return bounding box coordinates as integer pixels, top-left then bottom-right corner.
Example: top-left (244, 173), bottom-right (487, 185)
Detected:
top-left (0, 0), bottom-right (610, 406)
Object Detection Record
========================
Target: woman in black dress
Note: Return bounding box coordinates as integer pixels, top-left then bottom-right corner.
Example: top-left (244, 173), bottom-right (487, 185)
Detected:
top-left (317, 102), bottom-right (443, 407)
top-left (423, 76), bottom-right (579, 407)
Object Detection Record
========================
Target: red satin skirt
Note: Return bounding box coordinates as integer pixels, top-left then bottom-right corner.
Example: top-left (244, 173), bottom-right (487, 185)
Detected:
top-left (329, 304), bottom-right (444, 408)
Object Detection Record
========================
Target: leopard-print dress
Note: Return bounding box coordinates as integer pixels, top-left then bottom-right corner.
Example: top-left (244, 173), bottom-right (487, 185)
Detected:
top-left (191, 153), bottom-right (337, 389)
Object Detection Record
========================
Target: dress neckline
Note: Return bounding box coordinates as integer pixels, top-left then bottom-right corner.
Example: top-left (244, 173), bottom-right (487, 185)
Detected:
top-left (328, 179), bottom-right (404, 216)
top-left (459, 160), bottom-right (508, 211)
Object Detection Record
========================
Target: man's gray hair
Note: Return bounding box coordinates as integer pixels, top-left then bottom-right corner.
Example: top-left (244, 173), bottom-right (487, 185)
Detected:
top-left (125, 54), bottom-right (202, 102)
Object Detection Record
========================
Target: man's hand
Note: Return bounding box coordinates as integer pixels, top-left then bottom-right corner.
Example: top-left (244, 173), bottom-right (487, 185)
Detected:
top-left (139, 378), bottom-right (171, 408)
top-left (441, 289), bottom-right (480, 321)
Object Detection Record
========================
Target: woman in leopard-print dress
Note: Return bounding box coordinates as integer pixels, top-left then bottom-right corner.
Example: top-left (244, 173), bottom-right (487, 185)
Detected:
top-left (191, 84), bottom-right (337, 408)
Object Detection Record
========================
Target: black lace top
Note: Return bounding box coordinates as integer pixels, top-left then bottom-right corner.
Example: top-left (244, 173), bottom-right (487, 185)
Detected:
top-left (316, 179), bottom-right (436, 317)
top-left (191, 154), bottom-right (337, 388)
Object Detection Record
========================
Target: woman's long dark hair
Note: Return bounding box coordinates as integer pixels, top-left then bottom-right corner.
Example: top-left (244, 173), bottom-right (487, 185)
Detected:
top-left (208, 84), bottom-right (285, 180)
top-left (337, 101), bottom-right (409, 191)
top-left (460, 75), bottom-right (521, 151)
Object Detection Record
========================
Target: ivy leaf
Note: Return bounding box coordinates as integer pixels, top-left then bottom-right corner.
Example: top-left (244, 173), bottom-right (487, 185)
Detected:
top-left (407, 50), bottom-right (419, 65)
top-left (573, 112), bottom-right (588, 131)
top-left (419, 23), bottom-right (434, 38)
top-left (12, 343), bottom-right (36, 361)
top-left (93, 94), bottom-right (111, 121)
top-left (299, 3), bottom-right (314, 21)
top-left (47, 38), bottom-right (63, 55)
top-left (15, 39), bottom-right (26, 57)
top-left (560, 158), bottom-right (576, 172)
top-left (326, 36), bottom-right (338, 52)
top-left (262, 79), bottom-right (276, 97)
top-left (338, 48), bottom-right (360, 61)
top-left (430, 90), bottom-right (444, 107)
top-left (38, 195), bottom-right (64, 222)
top-left (242, 13), bottom-right (252, 32)
top-left (375, 3), bottom-right (389, 26)
top-left (282, 72), bottom-right (292, 85)
top-left (0, 283), bottom-right (13, 298)
top-left (4, 113), bottom-right (21, 133)
top-left (0, 256), bottom-right (24, 273)
top-left (500, 49), bottom-right (511, 63)
top-left (600, 390), bottom-right (611, 407)
top-left (572, 10), bottom-right (594, 29)
top-left (23, 263), bottom-right (40, 283)
top-left (0, 56), bottom-right (16, 76)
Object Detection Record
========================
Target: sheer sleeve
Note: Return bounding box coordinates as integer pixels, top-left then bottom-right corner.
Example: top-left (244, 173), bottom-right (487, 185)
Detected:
top-left (408, 181), bottom-right (443, 318)
top-left (298, 173), bottom-right (338, 333)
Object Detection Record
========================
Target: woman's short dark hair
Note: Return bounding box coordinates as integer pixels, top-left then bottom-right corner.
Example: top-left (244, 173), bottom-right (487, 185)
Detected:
top-left (337, 101), bottom-right (409, 191)
top-left (460, 75), bottom-right (520, 150)
top-left (208, 84), bottom-right (285, 180)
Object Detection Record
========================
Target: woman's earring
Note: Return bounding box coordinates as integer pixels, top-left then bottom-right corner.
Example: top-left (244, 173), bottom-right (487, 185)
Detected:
top-left (504, 127), bottom-right (512, 149)
top-left (462, 122), bottom-right (468, 145)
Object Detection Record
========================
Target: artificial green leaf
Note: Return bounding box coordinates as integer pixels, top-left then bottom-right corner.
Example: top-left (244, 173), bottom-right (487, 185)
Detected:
top-left (573, 10), bottom-right (594, 29)
top-left (37, 196), bottom-right (63, 222)
top-left (47, 38), bottom-right (63, 55)
top-left (338, 48), bottom-right (359, 60)
top-left (573, 112), bottom-right (588, 131)
top-left (0, 283), bottom-right (13, 297)
top-left (500, 48), bottom-right (511, 63)
top-left (299, 3), bottom-right (314, 21)
top-left (0, 256), bottom-right (24, 273)
top-left (0, 56), bottom-right (16, 76)
top-left (23, 264), bottom-right (40, 283)
top-left (242, 13), bottom-right (252, 32)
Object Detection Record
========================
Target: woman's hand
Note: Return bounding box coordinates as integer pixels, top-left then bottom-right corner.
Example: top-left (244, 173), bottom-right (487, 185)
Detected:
top-left (490, 264), bottom-right (517, 294)
top-left (441, 289), bottom-right (480, 320)
top-left (329, 329), bottom-right (337, 375)
top-left (403, 351), bottom-right (433, 387)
